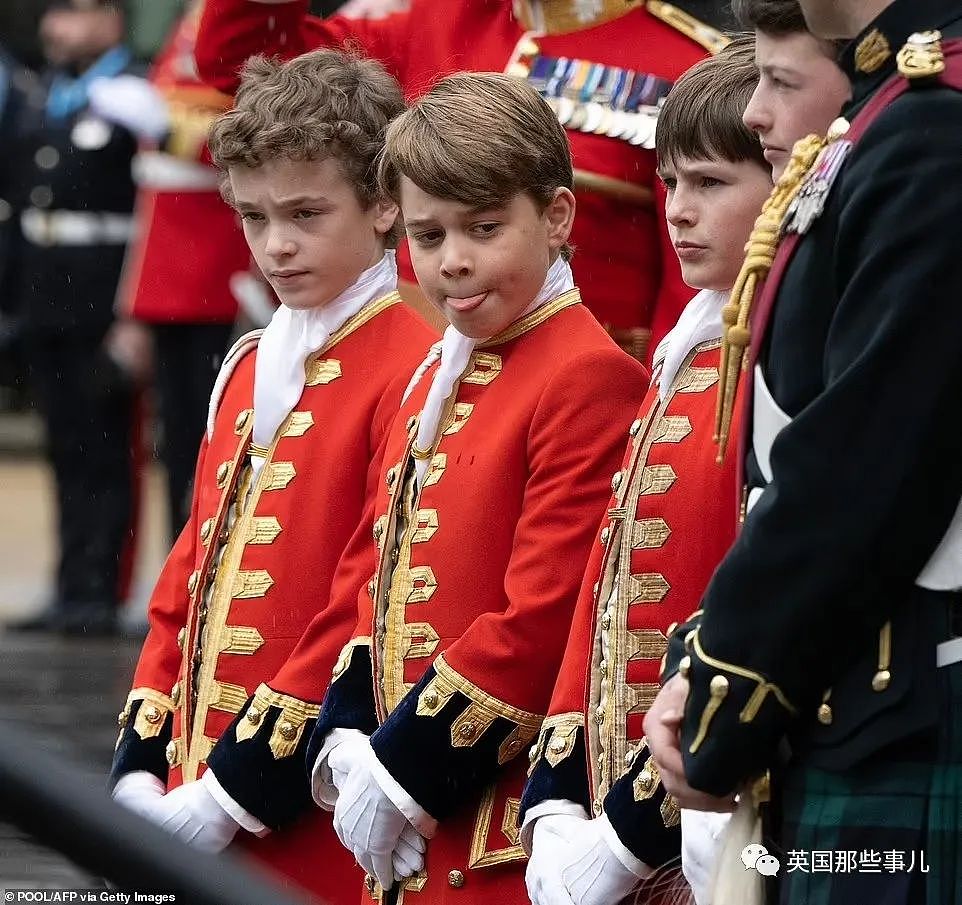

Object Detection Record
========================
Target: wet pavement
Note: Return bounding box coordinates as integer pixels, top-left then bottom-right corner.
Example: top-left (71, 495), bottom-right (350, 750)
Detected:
top-left (0, 441), bottom-right (167, 888)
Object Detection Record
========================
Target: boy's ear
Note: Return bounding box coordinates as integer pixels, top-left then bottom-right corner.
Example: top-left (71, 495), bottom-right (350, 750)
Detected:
top-left (372, 197), bottom-right (400, 237)
top-left (544, 187), bottom-right (576, 252)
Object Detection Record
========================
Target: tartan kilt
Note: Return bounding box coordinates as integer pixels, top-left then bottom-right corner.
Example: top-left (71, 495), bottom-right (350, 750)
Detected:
top-left (774, 661), bottom-right (962, 905)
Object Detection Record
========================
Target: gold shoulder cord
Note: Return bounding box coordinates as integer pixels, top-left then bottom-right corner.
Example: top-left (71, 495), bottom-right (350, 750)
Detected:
top-left (713, 133), bottom-right (827, 461)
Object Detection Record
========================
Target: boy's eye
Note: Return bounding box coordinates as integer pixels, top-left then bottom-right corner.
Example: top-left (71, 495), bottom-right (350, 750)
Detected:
top-left (239, 211), bottom-right (264, 222)
top-left (294, 209), bottom-right (321, 220)
top-left (700, 176), bottom-right (723, 189)
top-left (410, 230), bottom-right (443, 246)
top-left (660, 177), bottom-right (677, 191)
top-left (471, 222), bottom-right (500, 236)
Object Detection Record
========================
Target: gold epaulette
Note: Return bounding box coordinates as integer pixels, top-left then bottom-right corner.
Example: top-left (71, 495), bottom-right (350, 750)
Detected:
top-left (713, 132), bottom-right (827, 460)
top-left (646, 1), bottom-right (730, 54)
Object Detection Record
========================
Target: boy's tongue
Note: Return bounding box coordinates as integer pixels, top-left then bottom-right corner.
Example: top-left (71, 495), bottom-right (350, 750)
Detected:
top-left (446, 291), bottom-right (488, 313)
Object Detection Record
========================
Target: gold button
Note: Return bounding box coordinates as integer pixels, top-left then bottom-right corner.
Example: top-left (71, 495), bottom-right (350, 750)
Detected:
top-left (448, 870), bottom-right (465, 889)
top-left (549, 736), bottom-right (566, 754)
top-left (424, 690), bottom-right (439, 710)
top-left (872, 670), bottom-right (891, 692)
top-left (817, 703), bottom-right (834, 725)
top-left (200, 518), bottom-right (215, 545)
top-left (373, 521), bottom-right (384, 542)
top-left (600, 526), bottom-right (610, 546)
top-left (171, 682), bottom-right (181, 707)
top-left (457, 722), bottom-right (477, 741)
top-left (595, 705), bottom-right (605, 725)
top-left (187, 570), bottom-right (200, 596)
top-left (599, 659), bottom-right (607, 676)
top-left (611, 471), bottom-right (624, 493)
top-left (216, 462), bottom-right (230, 488)
top-left (246, 708), bottom-right (261, 725)
top-left (679, 655), bottom-right (692, 679)
top-left (165, 740), bottom-right (178, 766)
top-left (386, 466), bottom-right (398, 489)
top-left (629, 418), bottom-right (643, 438)
top-left (143, 705), bottom-right (162, 725)
top-left (592, 799), bottom-right (603, 816)
top-left (600, 612), bottom-right (611, 630)
top-left (637, 768), bottom-right (653, 792)
top-left (176, 627), bottom-right (187, 650)
top-left (234, 408), bottom-right (252, 434)
top-left (367, 579), bottom-right (376, 599)
top-left (710, 675), bottom-right (730, 694)
top-left (117, 709), bottom-right (128, 728)
top-left (278, 721), bottom-right (297, 741)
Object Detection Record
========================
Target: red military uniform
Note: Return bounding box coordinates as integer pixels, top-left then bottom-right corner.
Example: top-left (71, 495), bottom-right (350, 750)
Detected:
top-left (118, 6), bottom-right (247, 326)
top-left (194, 0), bottom-right (729, 361)
top-left (312, 291), bottom-right (646, 905)
top-left (111, 293), bottom-right (436, 902)
top-left (520, 290), bottom-right (741, 873)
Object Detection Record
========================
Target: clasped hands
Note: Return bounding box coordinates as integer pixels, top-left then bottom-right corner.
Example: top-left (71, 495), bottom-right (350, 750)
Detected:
top-left (325, 733), bottom-right (430, 891)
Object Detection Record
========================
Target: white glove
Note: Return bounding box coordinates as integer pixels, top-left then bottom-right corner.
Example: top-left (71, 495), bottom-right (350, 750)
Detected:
top-left (681, 809), bottom-right (731, 905)
top-left (559, 815), bottom-right (651, 905)
top-left (392, 822), bottom-right (427, 881)
top-left (144, 779), bottom-right (242, 854)
top-left (88, 75), bottom-right (169, 142)
top-left (526, 814), bottom-right (589, 905)
top-left (331, 737), bottom-right (412, 890)
top-left (111, 771), bottom-right (166, 820)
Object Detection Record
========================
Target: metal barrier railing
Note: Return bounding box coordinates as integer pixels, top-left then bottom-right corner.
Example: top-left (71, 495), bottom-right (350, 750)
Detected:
top-left (0, 722), bottom-right (311, 905)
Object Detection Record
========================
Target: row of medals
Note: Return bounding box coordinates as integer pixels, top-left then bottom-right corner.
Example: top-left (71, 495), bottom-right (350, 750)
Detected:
top-left (511, 54), bottom-right (671, 148)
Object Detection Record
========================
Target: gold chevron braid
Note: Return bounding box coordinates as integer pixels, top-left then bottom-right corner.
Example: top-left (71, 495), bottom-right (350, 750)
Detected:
top-left (714, 133), bottom-right (827, 462)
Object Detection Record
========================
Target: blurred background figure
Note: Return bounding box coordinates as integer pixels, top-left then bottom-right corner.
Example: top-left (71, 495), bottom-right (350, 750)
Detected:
top-left (90, 0), bottom-right (250, 539)
top-left (6, 0), bottom-right (143, 637)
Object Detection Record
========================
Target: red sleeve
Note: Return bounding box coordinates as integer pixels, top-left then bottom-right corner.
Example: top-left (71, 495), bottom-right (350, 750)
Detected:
top-left (440, 348), bottom-right (645, 718)
top-left (131, 435), bottom-right (209, 694)
top-left (195, 0), bottom-right (412, 94)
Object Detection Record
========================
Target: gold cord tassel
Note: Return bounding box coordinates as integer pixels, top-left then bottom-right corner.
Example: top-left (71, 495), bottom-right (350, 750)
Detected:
top-left (714, 134), bottom-right (827, 462)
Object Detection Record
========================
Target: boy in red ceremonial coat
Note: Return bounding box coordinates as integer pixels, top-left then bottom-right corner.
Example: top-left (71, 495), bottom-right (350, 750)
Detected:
top-left (192, 0), bottom-right (732, 362)
top-left (108, 49), bottom-right (435, 902)
top-left (519, 39), bottom-right (775, 905)
top-left (306, 73), bottom-right (646, 905)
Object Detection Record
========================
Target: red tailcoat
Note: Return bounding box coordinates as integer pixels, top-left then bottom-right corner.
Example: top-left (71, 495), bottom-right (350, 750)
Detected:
top-left (112, 295), bottom-right (436, 902)
top-left (195, 0), bottom-right (726, 358)
top-left (316, 293), bottom-right (646, 905)
top-left (118, 9), bottom-right (248, 325)
top-left (523, 339), bottom-right (741, 872)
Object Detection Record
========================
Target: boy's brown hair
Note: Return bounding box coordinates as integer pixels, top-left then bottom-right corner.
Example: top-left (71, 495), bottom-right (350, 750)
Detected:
top-left (731, 0), bottom-right (808, 34)
top-left (208, 49), bottom-right (405, 211)
top-left (656, 35), bottom-right (766, 170)
top-left (377, 71), bottom-right (574, 260)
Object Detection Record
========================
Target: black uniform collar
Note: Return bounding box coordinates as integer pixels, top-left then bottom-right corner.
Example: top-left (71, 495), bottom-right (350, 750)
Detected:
top-left (840, 0), bottom-right (962, 110)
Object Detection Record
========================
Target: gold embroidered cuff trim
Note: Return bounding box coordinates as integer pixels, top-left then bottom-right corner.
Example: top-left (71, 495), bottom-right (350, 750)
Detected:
top-left (529, 712), bottom-right (582, 772)
top-left (418, 654), bottom-right (544, 749)
top-left (332, 637), bottom-right (372, 682)
top-left (660, 794), bottom-right (681, 828)
top-left (692, 630), bottom-right (797, 720)
top-left (121, 688), bottom-right (176, 742)
top-left (478, 290), bottom-right (581, 348)
top-left (632, 755), bottom-right (660, 801)
top-left (234, 683), bottom-right (322, 760)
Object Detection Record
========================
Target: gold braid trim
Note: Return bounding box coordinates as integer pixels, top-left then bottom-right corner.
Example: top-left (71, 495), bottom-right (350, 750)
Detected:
top-left (528, 712), bottom-right (583, 774)
top-left (416, 654), bottom-right (543, 751)
top-left (714, 133), bottom-right (828, 461)
top-left (234, 683), bottom-right (321, 760)
top-left (116, 688), bottom-right (176, 748)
